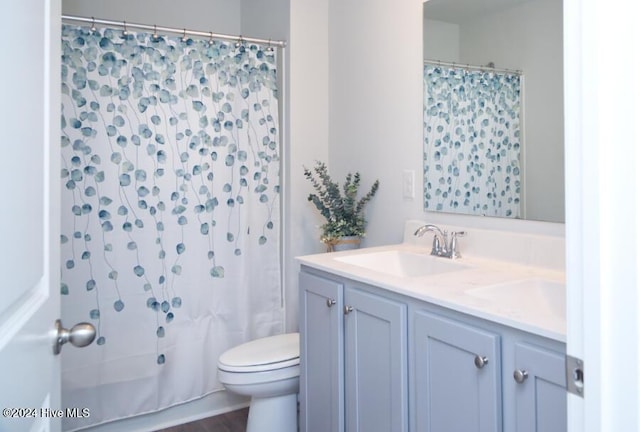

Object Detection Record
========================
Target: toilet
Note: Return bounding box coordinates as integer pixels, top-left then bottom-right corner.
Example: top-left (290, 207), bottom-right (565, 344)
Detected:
top-left (217, 332), bottom-right (300, 432)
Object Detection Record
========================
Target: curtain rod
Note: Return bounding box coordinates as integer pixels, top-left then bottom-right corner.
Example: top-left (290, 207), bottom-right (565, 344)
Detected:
top-left (424, 59), bottom-right (521, 75)
top-left (62, 15), bottom-right (287, 48)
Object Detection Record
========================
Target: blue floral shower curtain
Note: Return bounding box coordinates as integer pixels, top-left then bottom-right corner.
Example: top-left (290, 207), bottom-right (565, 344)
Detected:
top-left (60, 25), bottom-right (283, 430)
top-left (423, 65), bottom-right (522, 218)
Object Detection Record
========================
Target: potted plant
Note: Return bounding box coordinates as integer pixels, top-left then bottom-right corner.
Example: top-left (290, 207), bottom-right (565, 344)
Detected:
top-left (304, 161), bottom-right (380, 252)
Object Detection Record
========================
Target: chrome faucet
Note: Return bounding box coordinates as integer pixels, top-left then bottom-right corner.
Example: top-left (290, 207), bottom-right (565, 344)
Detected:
top-left (414, 224), bottom-right (449, 256)
top-left (414, 224), bottom-right (466, 259)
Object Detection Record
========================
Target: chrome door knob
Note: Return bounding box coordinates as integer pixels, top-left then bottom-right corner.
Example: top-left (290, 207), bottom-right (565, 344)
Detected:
top-left (474, 355), bottom-right (489, 369)
top-left (513, 369), bottom-right (529, 383)
top-left (344, 305), bottom-right (354, 315)
top-left (53, 319), bottom-right (96, 355)
top-left (326, 298), bottom-right (336, 307)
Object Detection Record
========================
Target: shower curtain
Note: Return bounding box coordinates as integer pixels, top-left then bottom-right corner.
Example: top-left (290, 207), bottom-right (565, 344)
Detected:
top-left (423, 64), bottom-right (522, 218)
top-left (60, 25), bottom-right (283, 430)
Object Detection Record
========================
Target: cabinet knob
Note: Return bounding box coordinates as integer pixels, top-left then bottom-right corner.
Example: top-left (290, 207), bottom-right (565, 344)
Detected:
top-left (344, 305), bottom-right (353, 315)
top-left (474, 355), bottom-right (489, 369)
top-left (513, 369), bottom-right (529, 384)
top-left (326, 298), bottom-right (336, 307)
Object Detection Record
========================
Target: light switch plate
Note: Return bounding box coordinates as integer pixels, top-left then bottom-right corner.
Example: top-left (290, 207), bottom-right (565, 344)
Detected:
top-left (402, 170), bottom-right (415, 199)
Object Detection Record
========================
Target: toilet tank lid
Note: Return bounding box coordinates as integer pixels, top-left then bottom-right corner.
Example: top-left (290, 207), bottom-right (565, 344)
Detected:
top-left (218, 332), bottom-right (300, 368)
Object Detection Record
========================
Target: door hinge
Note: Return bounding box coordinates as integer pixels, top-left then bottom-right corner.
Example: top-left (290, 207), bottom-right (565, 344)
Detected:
top-left (566, 354), bottom-right (584, 397)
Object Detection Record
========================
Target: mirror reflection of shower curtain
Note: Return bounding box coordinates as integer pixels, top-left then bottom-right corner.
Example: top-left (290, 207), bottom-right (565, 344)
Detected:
top-left (423, 65), bottom-right (522, 218)
top-left (60, 25), bottom-right (283, 430)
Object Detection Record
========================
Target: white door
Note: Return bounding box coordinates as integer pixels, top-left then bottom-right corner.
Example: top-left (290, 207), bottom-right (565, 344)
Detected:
top-left (565, 0), bottom-right (640, 431)
top-left (0, 1), bottom-right (62, 431)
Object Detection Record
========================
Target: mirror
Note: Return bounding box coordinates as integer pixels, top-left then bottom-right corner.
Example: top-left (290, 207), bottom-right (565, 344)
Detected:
top-left (423, 0), bottom-right (564, 223)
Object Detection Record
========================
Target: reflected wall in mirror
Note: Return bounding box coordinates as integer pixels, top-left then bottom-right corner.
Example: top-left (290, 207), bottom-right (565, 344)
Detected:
top-left (423, 0), bottom-right (564, 223)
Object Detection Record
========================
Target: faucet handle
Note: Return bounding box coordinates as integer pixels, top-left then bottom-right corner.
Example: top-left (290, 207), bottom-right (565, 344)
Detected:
top-left (449, 231), bottom-right (466, 259)
top-left (431, 234), bottom-right (441, 255)
top-left (441, 230), bottom-right (449, 255)
top-left (432, 231), bottom-right (451, 256)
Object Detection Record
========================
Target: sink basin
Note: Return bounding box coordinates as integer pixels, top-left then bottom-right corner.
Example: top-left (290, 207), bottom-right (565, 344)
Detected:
top-left (466, 278), bottom-right (565, 317)
top-left (334, 250), bottom-right (469, 278)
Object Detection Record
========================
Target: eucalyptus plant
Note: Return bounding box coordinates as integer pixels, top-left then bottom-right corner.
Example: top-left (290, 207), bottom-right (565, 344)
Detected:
top-left (304, 161), bottom-right (380, 243)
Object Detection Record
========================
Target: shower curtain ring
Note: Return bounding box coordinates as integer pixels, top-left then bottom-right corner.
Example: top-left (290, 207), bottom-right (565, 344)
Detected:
top-left (208, 32), bottom-right (214, 45)
top-left (235, 36), bottom-right (243, 49)
top-left (90, 17), bottom-right (97, 33)
top-left (153, 24), bottom-right (158, 40)
top-left (181, 29), bottom-right (188, 43)
top-left (267, 39), bottom-right (274, 52)
top-left (122, 20), bottom-right (128, 36)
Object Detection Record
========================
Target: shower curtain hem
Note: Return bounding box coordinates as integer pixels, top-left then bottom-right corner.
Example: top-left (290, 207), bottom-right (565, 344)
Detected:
top-left (63, 389), bottom-right (244, 432)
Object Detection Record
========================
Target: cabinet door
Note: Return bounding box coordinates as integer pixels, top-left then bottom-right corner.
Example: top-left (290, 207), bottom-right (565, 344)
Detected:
top-left (414, 311), bottom-right (502, 432)
top-left (300, 271), bottom-right (344, 432)
top-left (344, 287), bottom-right (408, 432)
top-left (513, 343), bottom-right (567, 432)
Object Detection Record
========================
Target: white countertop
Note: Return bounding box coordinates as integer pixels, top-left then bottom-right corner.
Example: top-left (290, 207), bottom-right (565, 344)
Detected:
top-left (297, 243), bottom-right (566, 342)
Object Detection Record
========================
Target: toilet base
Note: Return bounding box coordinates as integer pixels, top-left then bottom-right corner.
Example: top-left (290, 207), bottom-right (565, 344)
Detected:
top-left (246, 392), bottom-right (298, 432)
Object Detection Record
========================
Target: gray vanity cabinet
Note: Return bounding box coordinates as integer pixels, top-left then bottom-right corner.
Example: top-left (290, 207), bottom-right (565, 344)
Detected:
top-left (299, 267), bottom-right (567, 432)
top-left (413, 310), bottom-right (502, 432)
top-left (511, 342), bottom-right (567, 432)
top-left (299, 269), bottom-right (408, 432)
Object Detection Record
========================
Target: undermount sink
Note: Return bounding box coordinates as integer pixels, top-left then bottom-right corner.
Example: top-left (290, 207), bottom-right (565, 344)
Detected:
top-left (334, 250), bottom-right (469, 278)
top-left (466, 278), bottom-right (565, 318)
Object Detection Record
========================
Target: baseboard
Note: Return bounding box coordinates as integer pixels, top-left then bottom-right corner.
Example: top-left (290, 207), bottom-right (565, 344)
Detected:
top-left (72, 390), bottom-right (250, 432)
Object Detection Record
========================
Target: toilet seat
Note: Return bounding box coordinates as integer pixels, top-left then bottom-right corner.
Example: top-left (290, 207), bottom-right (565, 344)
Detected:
top-left (218, 333), bottom-right (300, 373)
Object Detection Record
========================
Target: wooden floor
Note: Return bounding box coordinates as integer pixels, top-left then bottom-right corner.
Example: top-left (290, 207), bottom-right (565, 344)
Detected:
top-left (155, 408), bottom-right (248, 432)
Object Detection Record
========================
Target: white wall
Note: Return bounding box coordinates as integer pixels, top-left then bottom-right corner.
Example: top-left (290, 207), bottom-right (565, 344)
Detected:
top-left (62, 0), bottom-right (241, 34)
top-left (459, 0), bottom-right (564, 223)
top-left (282, 0), bottom-right (330, 331)
top-left (423, 18), bottom-right (459, 62)
top-left (241, 0), bottom-right (289, 40)
top-left (327, 0), bottom-right (425, 247)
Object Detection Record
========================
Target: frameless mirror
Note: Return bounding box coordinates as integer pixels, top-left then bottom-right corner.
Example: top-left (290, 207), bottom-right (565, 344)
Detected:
top-left (423, 0), bottom-right (564, 223)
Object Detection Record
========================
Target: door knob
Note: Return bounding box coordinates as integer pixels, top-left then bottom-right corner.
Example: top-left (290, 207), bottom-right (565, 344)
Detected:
top-left (326, 298), bottom-right (336, 307)
top-left (344, 305), bottom-right (353, 315)
top-left (53, 319), bottom-right (96, 355)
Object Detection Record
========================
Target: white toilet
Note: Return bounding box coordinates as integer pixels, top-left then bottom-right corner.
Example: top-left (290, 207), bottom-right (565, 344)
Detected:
top-left (217, 332), bottom-right (300, 432)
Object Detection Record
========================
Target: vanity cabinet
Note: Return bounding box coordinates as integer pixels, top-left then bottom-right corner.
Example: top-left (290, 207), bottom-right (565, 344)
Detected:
top-left (413, 311), bottom-right (502, 432)
top-left (299, 267), bottom-right (566, 432)
top-left (299, 270), bottom-right (408, 432)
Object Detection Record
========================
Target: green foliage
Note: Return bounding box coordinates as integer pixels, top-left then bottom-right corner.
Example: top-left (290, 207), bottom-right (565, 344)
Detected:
top-left (303, 161), bottom-right (380, 242)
